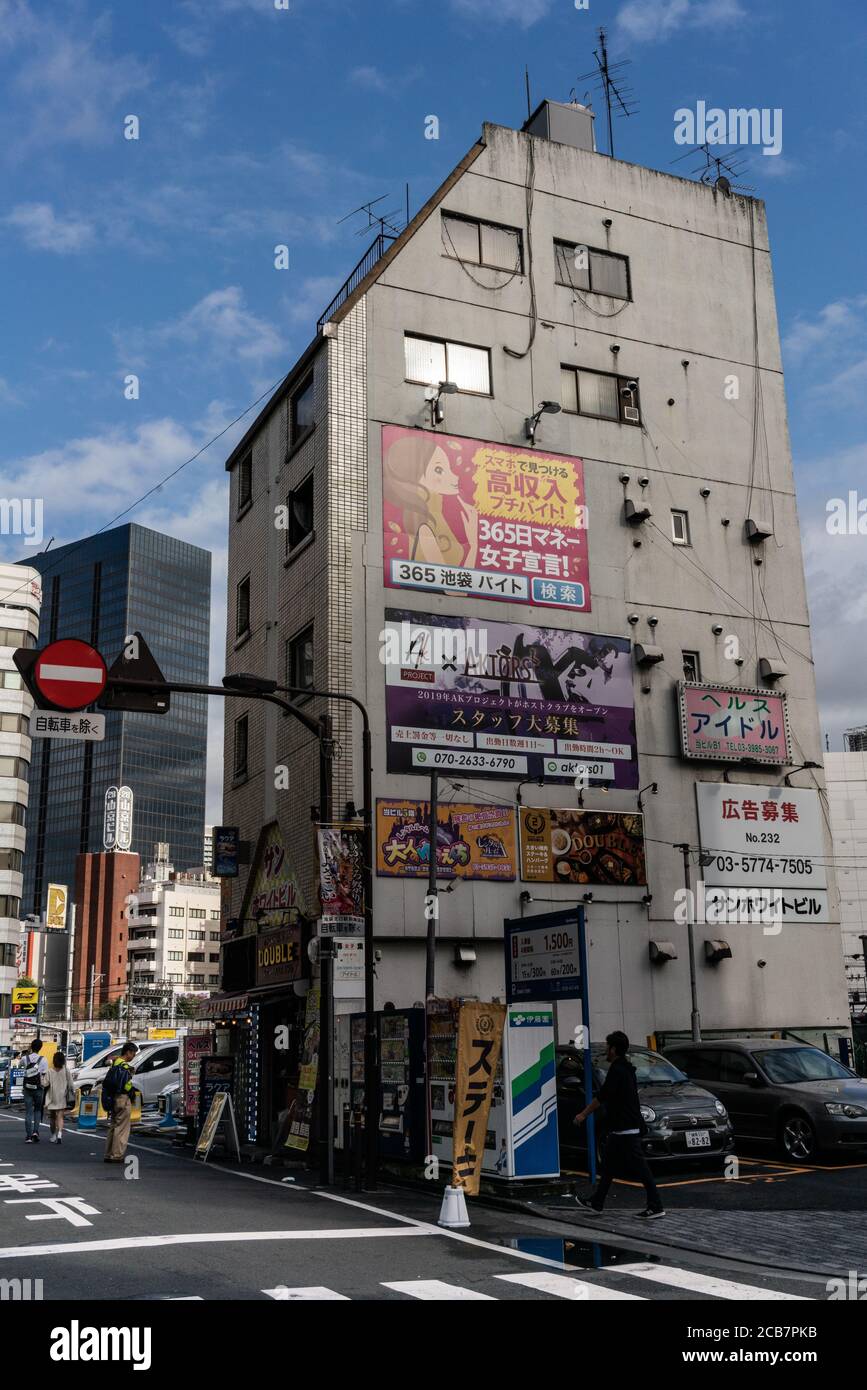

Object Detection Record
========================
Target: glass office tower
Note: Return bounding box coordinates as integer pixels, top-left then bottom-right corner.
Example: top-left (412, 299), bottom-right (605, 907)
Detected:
top-left (19, 524), bottom-right (211, 1009)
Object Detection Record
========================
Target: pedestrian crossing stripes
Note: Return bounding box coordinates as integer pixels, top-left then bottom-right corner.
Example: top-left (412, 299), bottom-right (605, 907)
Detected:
top-left (257, 1264), bottom-right (814, 1302)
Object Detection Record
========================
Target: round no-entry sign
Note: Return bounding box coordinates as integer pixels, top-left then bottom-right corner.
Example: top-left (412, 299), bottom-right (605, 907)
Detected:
top-left (33, 639), bottom-right (108, 712)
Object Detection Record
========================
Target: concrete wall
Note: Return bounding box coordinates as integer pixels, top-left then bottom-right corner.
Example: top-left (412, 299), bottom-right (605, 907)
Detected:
top-left (224, 119), bottom-right (848, 1045)
top-left (351, 123), bottom-right (846, 1040)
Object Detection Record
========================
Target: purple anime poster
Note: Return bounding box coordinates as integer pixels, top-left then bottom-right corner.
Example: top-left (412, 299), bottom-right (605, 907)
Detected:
top-left (383, 607), bottom-right (638, 787)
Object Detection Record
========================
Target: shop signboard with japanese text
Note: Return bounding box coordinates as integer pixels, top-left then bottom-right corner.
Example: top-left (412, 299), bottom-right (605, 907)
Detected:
top-left (382, 425), bottom-right (590, 612)
top-left (696, 782), bottom-right (829, 924)
top-left (519, 808), bottom-right (646, 886)
top-left (246, 821), bottom-right (306, 925)
top-left (679, 683), bottom-right (791, 765)
top-left (384, 608), bottom-right (637, 786)
top-left (376, 799), bottom-right (517, 880)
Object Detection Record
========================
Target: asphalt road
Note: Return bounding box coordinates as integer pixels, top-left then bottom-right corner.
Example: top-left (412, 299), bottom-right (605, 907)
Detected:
top-left (0, 1110), bottom-right (834, 1303)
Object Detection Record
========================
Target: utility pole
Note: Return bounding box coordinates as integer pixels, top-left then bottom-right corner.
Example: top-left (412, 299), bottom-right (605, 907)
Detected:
top-left (674, 844), bottom-right (701, 1043)
top-left (425, 771), bottom-right (439, 1003)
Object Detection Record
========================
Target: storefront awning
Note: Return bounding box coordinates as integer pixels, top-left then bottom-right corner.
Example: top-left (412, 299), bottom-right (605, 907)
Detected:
top-left (197, 992), bottom-right (249, 1018)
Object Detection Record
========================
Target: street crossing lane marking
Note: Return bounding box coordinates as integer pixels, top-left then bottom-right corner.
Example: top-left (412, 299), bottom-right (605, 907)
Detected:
top-left (263, 1286), bottom-right (350, 1301)
top-left (383, 1280), bottom-right (497, 1300)
top-left (0, 1227), bottom-right (433, 1260)
top-left (496, 1272), bottom-right (645, 1301)
top-left (616, 1263), bottom-right (811, 1300)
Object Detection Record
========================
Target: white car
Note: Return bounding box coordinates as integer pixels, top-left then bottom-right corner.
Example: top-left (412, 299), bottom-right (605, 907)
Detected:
top-left (73, 1041), bottom-right (154, 1093)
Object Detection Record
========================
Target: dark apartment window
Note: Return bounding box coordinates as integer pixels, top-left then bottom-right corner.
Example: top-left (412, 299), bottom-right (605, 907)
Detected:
top-left (554, 241), bottom-right (630, 299)
top-left (0, 896), bottom-right (20, 917)
top-left (0, 671), bottom-right (23, 690)
top-left (0, 802), bottom-right (25, 825)
top-left (233, 715), bottom-right (249, 780)
top-left (682, 651), bottom-right (702, 683)
top-left (291, 373), bottom-right (315, 443)
top-left (286, 474), bottom-right (314, 554)
top-left (235, 574), bottom-right (251, 640)
top-left (671, 510), bottom-right (691, 546)
top-left (441, 213), bottom-right (523, 273)
top-left (0, 849), bottom-right (23, 872)
top-left (560, 366), bottom-right (640, 426)
top-left (404, 333), bottom-right (491, 396)
top-left (238, 452), bottom-right (252, 512)
top-left (287, 625), bottom-right (314, 702)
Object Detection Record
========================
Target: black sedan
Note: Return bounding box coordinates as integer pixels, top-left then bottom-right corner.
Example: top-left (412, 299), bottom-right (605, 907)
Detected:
top-left (557, 1044), bottom-right (734, 1167)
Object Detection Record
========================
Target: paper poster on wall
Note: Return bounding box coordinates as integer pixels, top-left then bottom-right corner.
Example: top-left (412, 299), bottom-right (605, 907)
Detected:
top-left (376, 800), bottom-right (517, 880)
top-left (382, 425), bottom-right (590, 612)
top-left (384, 607), bottom-right (637, 786)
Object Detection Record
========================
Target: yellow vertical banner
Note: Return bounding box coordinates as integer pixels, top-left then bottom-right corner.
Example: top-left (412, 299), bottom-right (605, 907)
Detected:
top-left (451, 1002), bottom-right (506, 1196)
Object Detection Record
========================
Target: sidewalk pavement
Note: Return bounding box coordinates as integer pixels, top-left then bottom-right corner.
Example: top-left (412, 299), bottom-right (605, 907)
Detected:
top-left (526, 1200), bottom-right (867, 1277)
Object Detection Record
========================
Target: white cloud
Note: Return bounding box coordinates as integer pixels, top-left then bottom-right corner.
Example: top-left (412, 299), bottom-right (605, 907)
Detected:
top-left (449, 0), bottom-right (552, 27)
top-left (6, 11), bottom-right (150, 156)
top-left (3, 202), bottom-right (95, 253)
top-left (758, 157), bottom-right (801, 181)
top-left (350, 66), bottom-right (389, 94)
top-left (283, 275), bottom-right (343, 329)
top-left (616, 0), bottom-right (745, 44)
top-left (783, 296), bottom-right (867, 365)
top-left (118, 287), bottom-right (285, 374)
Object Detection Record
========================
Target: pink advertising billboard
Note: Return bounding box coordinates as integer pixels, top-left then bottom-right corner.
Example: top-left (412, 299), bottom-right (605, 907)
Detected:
top-left (678, 683), bottom-right (791, 765)
top-left (381, 425), bottom-right (590, 612)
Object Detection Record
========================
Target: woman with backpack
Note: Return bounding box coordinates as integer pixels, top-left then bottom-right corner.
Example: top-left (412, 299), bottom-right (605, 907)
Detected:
top-left (22, 1038), bottom-right (48, 1142)
top-left (46, 1050), bottom-right (75, 1145)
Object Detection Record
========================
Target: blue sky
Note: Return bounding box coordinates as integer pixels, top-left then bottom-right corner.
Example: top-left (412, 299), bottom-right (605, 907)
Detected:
top-left (1, 0), bottom-right (865, 819)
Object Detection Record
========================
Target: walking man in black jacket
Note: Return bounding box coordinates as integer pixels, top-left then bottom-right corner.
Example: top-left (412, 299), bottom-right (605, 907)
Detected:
top-left (573, 1030), bottom-right (665, 1219)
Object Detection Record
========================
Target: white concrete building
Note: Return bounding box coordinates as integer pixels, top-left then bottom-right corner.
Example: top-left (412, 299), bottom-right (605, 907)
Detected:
top-left (221, 101), bottom-right (848, 1050)
top-left (0, 563), bottom-right (41, 1046)
top-left (126, 843), bottom-right (222, 999)
top-left (825, 751), bottom-right (867, 1009)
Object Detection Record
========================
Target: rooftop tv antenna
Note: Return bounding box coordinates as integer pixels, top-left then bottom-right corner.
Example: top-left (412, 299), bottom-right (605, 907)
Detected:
top-left (577, 26), bottom-right (638, 158)
top-left (337, 194), bottom-right (404, 240)
top-left (671, 143), bottom-right (755, 194)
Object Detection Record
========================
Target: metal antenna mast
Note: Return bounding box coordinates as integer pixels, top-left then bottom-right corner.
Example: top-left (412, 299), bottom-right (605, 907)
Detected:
top-left (337, 194), bottom-right (404, 241)
top-left (577, 26), bottom-right (638, 158)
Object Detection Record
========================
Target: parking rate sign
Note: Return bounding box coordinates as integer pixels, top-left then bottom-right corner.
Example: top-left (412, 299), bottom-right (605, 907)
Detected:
top-left (33, 639), bottom-right (107, 712)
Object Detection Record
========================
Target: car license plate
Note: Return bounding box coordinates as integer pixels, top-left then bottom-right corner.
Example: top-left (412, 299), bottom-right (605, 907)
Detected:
top-left (685, 1129), bottom-right (711, 1148)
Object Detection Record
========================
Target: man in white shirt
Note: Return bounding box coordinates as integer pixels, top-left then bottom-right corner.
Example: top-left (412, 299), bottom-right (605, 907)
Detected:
top-left (22, 1038), bottom-right (48, 1142)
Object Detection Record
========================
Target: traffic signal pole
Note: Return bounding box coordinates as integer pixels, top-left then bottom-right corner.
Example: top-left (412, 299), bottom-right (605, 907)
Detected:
top-left (103, 670), bottom-right (379, 1190)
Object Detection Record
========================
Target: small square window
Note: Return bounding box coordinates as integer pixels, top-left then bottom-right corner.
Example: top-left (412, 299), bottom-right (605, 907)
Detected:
top-left (236, 575), bottom-right (251, 639)
top-left (233, 714), bottom-right (249, 780)
top-left (682, 651), bottom-right (701, 683)
top-left (286, 474), bottom-right (314, 553)
top-left (291, 374), bottom-right (314, 442)
top-left (671, 510), bottom-right (691, 546)
top-left (287, 625), bottom-right (314, 702)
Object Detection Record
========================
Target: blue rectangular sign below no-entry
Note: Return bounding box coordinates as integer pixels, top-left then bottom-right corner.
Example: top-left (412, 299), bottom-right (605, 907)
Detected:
top-left (504, 909), bottom-right (585, 1003)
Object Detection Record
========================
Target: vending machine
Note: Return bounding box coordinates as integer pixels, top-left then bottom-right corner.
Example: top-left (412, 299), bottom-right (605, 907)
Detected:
top-left (428, 999), bottom-right (559, 1181)
top-left (348, 1007), bottom-right (427, 1161)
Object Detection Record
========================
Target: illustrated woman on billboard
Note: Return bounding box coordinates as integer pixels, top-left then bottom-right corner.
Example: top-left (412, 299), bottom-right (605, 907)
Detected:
top-left (383, 432), bottom-right (478, 568)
